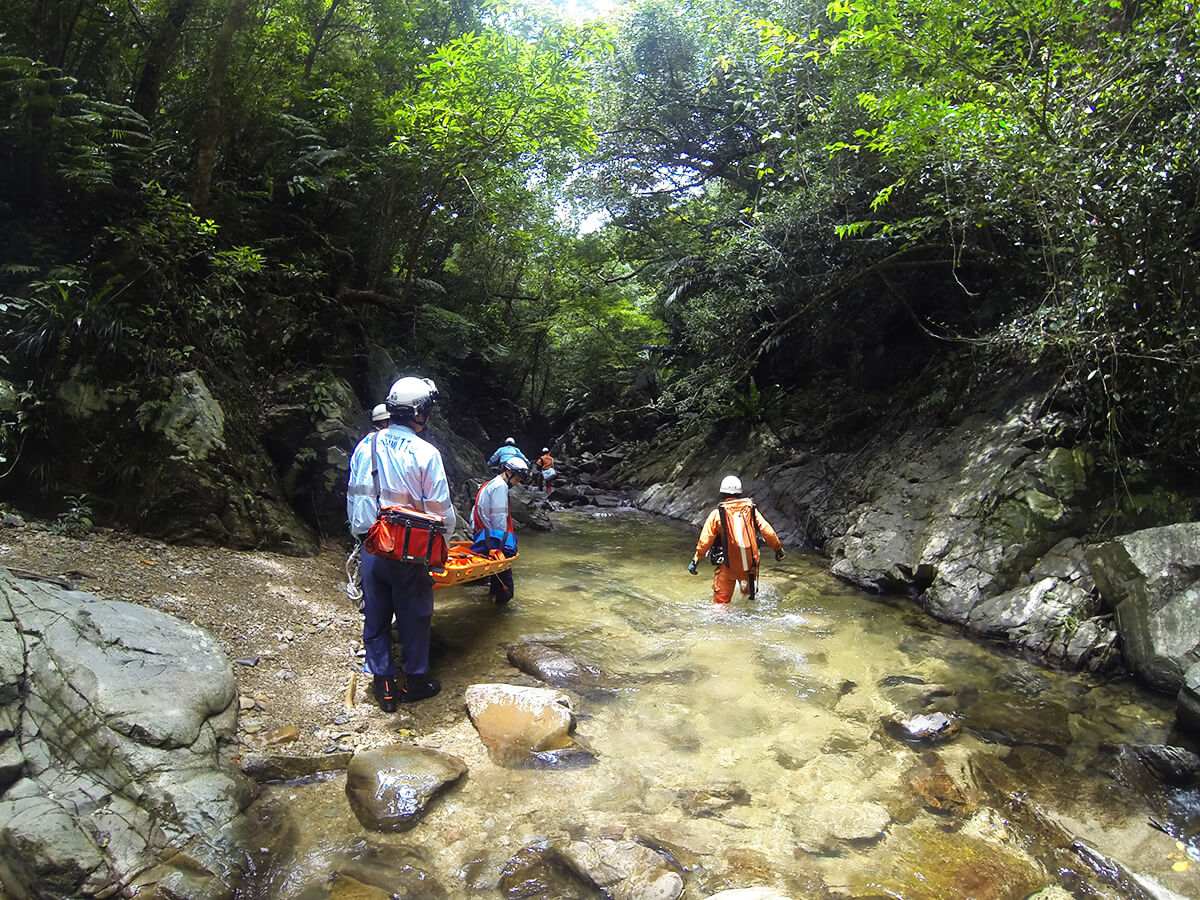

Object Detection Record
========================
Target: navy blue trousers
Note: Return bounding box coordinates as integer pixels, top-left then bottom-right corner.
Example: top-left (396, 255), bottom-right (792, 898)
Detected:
top-left (360, 551), bottom-right (433, 678)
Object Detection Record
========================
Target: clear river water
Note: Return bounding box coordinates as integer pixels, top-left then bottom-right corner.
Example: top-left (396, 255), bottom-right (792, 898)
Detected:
top-left (240, 508), bottom-right (1199, 900)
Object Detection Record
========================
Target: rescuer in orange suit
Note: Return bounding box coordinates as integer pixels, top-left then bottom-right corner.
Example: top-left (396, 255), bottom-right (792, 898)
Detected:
top-left (689, 475), bottom-right (785, 603)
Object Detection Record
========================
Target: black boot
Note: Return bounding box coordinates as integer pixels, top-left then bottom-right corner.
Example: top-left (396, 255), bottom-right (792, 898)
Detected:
top-left (372, 675), bottom-right (398, 713)
top-left (399, 675), bottom-right (441, 703)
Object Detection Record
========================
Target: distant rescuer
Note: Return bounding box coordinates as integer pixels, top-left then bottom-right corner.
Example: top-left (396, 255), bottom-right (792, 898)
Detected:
top-left (471, 456), bottom-right (528, 605)
top-left (347, 377), bottom-right (457, 710)
top-left (535, 447), bottom-right (556, 495)
top-left (487, 436), bottom-right (529, 471)
top-left (689, 475), bottom-right (785, 604)
top-left (370, 403), bottom-right (391, 431)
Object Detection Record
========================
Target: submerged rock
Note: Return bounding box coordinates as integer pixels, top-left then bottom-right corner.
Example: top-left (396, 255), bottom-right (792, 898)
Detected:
top-left (676, 785), bottom-right (751, 818)
top-left (882, 711), bottom-right (963, 744)
top-left (903, 751), bottom-right (970, 814)
top-left (793, 800), bottom-right (892, 854)
top-left (344, 744), bottom-right (467, 832)
top-left (840, 819), bottom-right (1045, 899)
top-left (558, 837), bottom-right (684, 900)
top-left (505, 640), bottom-right (608, 690)
top-left (500, 843), bottom-right (593, 897)
top-left (964, 694), bottom-right (1071, 748)
top-left (239, 751), bottom-right (353, 783)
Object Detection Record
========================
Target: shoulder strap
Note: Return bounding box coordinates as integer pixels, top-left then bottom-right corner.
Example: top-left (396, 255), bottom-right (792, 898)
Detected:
top-left (370, 431), bottom-right (381, 507)
top-left (472, 480), bottom-right (488, 531)
top-left (749, 501), bottom-right (764, 542)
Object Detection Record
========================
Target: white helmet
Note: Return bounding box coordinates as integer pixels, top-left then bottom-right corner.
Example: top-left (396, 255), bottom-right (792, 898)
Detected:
top-left (505, 437), bottom-right (516, 445)
top-left (719, 475), bottom-right (742, 495)
top-left (371, 403), bottom-right (390, 423)
top-left (542, 447), bottom-right (550, 453)
top-left (502, 456), bottom-right (530, 479)
top-left (386, 376), bottom-right (438, 416)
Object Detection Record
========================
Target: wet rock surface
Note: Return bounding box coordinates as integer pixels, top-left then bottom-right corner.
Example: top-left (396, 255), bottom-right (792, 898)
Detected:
top-left (465, 682), bottom-right (598, 767)
top-left (1087, 523), bottom-right (1200, 692)
top-left (558, 837), bottom-right (685, 900)
top-left (344, 744), bottom-right (467, 832)
top-left (882, 711), bottom-right (963, 744)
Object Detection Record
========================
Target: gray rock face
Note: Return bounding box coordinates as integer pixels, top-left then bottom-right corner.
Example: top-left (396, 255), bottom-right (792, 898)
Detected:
top-left (630, 395), bottom-right (1118, 674)
top-left (1179, 663), bottom-right (1200, 735)
top-left (1086, 524), bottom-right (1200, 692)
top-left (0, 568), bottom-right (252, 899)
top-left (344, 744), bottom-right (467, 832)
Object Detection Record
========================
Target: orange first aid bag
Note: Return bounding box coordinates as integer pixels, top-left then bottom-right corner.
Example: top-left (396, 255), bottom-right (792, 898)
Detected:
top-left (365, 506), bottom-right (448, 568)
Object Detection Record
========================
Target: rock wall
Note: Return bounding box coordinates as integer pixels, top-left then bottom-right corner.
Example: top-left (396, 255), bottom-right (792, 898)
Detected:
top-left (620, 393), bottom-right (1129, 679)
top-left (0, 569), bottom-right (253, 899)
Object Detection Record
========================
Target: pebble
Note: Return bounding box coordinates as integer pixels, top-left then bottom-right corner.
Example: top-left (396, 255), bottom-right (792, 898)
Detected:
top-left (261, 725), bottom-right (300, 746)
top-left (235, 656), bottom-right (260, 667)
top-left (238, 695), bottom-right (257, 711)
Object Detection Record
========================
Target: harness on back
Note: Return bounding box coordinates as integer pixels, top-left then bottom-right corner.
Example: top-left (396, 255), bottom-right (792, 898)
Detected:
top-left (709, 498), bottom-right (765, 598)
top-left (471, 479), bottom-right (518, 557)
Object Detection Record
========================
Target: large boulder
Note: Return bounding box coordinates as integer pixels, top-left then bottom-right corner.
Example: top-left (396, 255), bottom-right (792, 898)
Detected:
top-left (0, 568), bottom-right (254, 899)
top-left (1086, 523), bottom-right (1200, 691)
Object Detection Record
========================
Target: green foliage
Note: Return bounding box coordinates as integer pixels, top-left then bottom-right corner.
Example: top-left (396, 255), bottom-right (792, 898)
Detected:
top-left (2, 0), bottom-right (1198, 521)
top-left (49, 494), bottom-right (94, 536)
top-left (821, 0), bottom-right (1199, 471)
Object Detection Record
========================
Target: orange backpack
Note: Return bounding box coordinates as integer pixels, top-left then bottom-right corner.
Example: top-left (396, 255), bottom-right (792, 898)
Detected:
top-left (716, 498), bottom-right (763, 580)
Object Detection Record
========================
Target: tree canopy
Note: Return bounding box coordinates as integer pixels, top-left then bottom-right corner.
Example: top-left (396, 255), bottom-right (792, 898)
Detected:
top-left (1, 0), bottom-right (1198, 521)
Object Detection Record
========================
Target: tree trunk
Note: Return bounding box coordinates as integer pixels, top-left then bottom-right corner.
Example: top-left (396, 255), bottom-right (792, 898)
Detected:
top-left (302, 0), bottom-right (344, 82)
top-left (193, 0), bottom-right (250, 213)
top-left (132, 0), bottom-right (199, 120)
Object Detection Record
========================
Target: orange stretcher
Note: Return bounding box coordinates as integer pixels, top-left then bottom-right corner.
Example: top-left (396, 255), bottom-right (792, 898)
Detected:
top-left (431, 542), bottom-right (517, 589)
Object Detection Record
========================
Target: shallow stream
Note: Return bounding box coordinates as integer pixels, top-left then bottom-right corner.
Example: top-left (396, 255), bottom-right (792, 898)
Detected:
top-left (241, 508), bottom-right (1199, 899)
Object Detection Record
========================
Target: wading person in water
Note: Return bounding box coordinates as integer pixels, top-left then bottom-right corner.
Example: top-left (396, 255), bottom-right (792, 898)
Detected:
top-left (688, 475), bottom-right (785, 604)
top-left (471, 456), bottom-right (527, 604)
top-left (347, 377), bottom-right (457, 710)
top-left (535, 447), bottom-right (556, 495)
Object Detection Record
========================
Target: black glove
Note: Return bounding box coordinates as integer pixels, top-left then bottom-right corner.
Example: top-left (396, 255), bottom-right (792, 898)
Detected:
top-left (688, 560), bottom-right (698, 575)
top-left (775, 549), bottom-right (786, 561)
